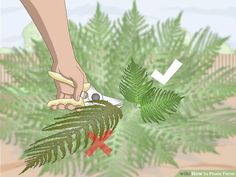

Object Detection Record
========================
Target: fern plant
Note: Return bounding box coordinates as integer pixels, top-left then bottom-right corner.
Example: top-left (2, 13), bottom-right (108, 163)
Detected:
top-left (21, 59), bottom-right (182, 173)
top-left (1, 2), bottom-right (236, 177)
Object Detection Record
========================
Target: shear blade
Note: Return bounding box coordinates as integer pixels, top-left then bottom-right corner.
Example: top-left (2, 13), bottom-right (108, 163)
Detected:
top-left (84, 86), bottom-right (123, 107)
top-left (103, 95), bottom-right (123, 108)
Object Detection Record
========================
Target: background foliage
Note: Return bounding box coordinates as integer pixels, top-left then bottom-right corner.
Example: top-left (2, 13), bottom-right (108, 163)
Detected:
top-left (1, 2), bottom-right (236, 177)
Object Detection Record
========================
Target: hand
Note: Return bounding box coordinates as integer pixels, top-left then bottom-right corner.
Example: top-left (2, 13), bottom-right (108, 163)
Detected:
top-left (51, 59), bottom-right (87, 110)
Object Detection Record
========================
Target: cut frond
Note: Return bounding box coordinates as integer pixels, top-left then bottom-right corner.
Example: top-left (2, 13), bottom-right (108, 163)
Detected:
top-left (20, 100), bottom-right (122, 174)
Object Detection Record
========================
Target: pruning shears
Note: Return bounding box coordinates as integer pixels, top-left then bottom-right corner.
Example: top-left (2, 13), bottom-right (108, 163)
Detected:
top-left (47, 71), bottom-right (123, 108)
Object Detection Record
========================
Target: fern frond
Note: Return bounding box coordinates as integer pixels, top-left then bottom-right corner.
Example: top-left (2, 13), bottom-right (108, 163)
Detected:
top-left (144, 13), bottom-right (186, 76)
top-left (147, 137), bottom-right (178, 167)
top-left (119, 59), bottom-right (153, 104)
top-left (0, 49), bottom-right (35, 86)
top-left (168, 28), bottom-right (228, 90)
top-left (20, 100), bottom-right (122, 174)
top-left (106, 1), bottom-right (150, 96)
top-left (175, 64), bottom-right (236, 115)
top-left (145, 108), bottom-right (236, 154)
top-left (141, 88), bottom-right (183, 123)
top-left (156, 12), bottom-right (185, 57)
top-left (188, 28), bottom-right (227, 77)
top-left (91, 105), bottom-right (148, 177)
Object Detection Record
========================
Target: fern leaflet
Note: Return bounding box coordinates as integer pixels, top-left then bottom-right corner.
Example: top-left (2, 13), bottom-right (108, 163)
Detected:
top-left (119, 58), bottom-right (153, 104)
top-left (141, 88), bottom-right (183, 123)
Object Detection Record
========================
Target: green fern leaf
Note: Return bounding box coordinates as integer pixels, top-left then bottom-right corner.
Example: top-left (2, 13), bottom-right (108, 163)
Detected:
top-left (140, 88), bottom-right (183, 123)
top-left (170, 28), bottom-right (228, 89)
top-left (105, 1), bottom-right (150, 96)
top-left (119, 59), bottom-right (153, 104)
top-left (144, 13), bottom-right (186, 76)
top-left (20, 100), bottom-right (122, 174)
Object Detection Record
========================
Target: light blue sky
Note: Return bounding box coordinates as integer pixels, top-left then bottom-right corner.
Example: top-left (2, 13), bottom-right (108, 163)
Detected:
top-left (1, 0), bottom-right (236, 48)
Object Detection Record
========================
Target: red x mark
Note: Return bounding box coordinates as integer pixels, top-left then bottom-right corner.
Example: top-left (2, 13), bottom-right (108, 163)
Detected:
top-left (86, 130), bottom-right (112, 156)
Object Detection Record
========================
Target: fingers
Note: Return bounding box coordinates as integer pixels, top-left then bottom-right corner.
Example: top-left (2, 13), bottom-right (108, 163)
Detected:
top-left (54, 82), bottom-right (75, 110)
top-left (56, 92), bottom-right (64, 99)
top-left (55, 92), bottom-right (65, 110)
top-left (66, 104), bottom-right (76, 110)
top-left (50, 67), bottom-right (86, 110)
top-left (72, 78), bottom-right (84, 101)
top-left (51, 92), bottom-right (63, 110)
top-left (51, 93), bottom-right (76, 110)
top-left (64, 95), bottom-right (76, 110)
top-left (51, 103), bottom-right (76, 110)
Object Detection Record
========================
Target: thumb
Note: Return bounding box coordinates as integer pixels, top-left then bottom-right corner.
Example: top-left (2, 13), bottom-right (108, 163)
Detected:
top-left (72, 78), bottom-right (83, 101)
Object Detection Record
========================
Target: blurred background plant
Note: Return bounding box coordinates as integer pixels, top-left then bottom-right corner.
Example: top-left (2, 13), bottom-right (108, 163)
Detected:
top-left (0, 2), bottom-right (236, 177)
